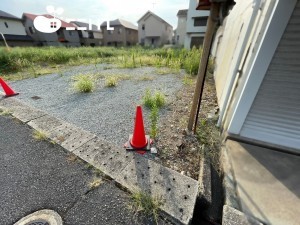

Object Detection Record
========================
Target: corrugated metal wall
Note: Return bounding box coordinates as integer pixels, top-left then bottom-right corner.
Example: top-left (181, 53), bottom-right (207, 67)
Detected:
top-left (240, 2), bottom-right (300, 150)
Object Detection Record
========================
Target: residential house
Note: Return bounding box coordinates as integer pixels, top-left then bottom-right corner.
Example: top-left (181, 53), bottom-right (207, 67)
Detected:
top-left (185, 0), bottom-right (209, 49)
top-left (71, 21), bottom-right (103, 46)
top-left (22, 13), bottom-right (80, 47)
top-left (0, 10), bottom-right (33, 47)
top-left (137, 11), bottom-right (173, 47)
top-left (175, 9), bottom-right (188, 47)
top-left (212, 0), bottom-right (300, 152)
top-left (101, 19), bottom-right (138, 47)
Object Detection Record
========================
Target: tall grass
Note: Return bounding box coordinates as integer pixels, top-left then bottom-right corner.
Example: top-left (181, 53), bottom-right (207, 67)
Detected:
top-left (0, 46), bottom-right (203, 76)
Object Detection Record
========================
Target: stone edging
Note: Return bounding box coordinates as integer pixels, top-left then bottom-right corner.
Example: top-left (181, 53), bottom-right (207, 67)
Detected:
top-left (222, 205), bottom-right (264, 225)
top-left (0, 97), bottom-right (198, 225)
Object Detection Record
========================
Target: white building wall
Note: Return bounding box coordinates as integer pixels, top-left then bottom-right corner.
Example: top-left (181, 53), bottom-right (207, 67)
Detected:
top-left (0, 19), bottom-right (27, 35)
top-left (176, 15), bottom-right (187, 46)
top-left (184, 0), bottom-right (209, 49)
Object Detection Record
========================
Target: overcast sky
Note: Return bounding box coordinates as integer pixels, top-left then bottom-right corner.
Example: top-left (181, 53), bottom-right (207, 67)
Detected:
top-left (0, 0), bottom-right (189, 28)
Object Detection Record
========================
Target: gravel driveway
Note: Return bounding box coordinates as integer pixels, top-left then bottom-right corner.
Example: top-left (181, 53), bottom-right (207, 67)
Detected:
top-left (11, 64), bottom-right (183, 146)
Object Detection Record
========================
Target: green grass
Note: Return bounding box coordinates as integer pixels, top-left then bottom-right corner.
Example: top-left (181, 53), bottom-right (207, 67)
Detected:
top-left (150, 103), bottom-right (159, 139)
top-left (182, 74), bottom-right (194, 85)
top-left (142, 89), bottom-right (166, 109)
top-left (32, 130), bottom-right (47, 141)
top-left (72, 74), bottom-right (95, 93)
top-left (130, 191), bottom-right (163, 223)
top-left (196, 118), bottom-right (221, 172)
top-left (0, 46), bottom-right (203, 78)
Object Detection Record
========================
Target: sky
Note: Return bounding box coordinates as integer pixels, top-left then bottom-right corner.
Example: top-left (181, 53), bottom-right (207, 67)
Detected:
top-left (0, 0), bottom-right (189, 29)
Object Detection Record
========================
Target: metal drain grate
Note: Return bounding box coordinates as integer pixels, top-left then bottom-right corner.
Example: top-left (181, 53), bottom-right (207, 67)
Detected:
top-left (25, 219), bottom-right (49, 225)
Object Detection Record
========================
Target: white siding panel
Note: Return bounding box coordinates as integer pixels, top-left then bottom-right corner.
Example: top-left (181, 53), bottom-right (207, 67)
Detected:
top-left (240, 2), bottom-right (300, 150)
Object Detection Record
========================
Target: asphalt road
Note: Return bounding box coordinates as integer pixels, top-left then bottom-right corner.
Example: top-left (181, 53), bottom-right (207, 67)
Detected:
top-left (0, 115), bottom-right (172, 225)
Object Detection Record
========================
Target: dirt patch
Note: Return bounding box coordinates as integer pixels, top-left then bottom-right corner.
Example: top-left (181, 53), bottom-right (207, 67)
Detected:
top-left (155, 72), bottom-right (220, 180)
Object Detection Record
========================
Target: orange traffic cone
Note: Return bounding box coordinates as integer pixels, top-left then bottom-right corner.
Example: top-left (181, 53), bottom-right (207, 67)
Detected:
top-left (125, 105), bottom-right (151, 152)
top-left (0, 77), bottom-right (19, 97)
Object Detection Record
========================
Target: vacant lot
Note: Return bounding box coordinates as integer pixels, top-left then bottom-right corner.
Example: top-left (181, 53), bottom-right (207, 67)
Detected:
top-left (1, 47), bottom-right (219, 179)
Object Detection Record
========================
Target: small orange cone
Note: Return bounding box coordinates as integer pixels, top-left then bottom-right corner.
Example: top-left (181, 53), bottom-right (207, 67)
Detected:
top-left (125, 105), bottom-right (151, 152)
top-left (0, 77), bottom-right (19, 97)
top-left (131, 106), bottom-right (148, 148)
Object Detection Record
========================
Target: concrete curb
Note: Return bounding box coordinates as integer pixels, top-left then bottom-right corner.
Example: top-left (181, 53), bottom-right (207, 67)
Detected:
top-left (13, 209), bottom-right (62, 225)
top-left (222, 205), bottom-right (264, 225)
top-left (220, 145), bottom-right (240, 210)
top-left (0, 97), bottom-right (198, 225)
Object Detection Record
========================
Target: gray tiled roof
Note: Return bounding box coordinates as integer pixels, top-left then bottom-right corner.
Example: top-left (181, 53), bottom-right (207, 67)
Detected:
top-left (137, 11), bottom-right (172, 28)
top-left (101, 19), bottom-right (137, 30)
top-left (0, 10), bottom-right (21, 20)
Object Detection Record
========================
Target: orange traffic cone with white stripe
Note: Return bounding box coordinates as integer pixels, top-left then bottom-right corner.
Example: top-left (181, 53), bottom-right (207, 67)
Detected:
top-left (0, 77), bottom-right (19, 97)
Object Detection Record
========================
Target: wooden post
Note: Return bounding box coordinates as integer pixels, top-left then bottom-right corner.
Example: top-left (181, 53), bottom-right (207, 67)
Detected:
top-left (187, 3), bottom-right (219, 132)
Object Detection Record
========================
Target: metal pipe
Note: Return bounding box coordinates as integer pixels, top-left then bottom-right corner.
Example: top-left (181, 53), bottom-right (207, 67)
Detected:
top-left (0, 32), bottom-right (9, 49)
top-left (217, 0), bottom-right (262, 127)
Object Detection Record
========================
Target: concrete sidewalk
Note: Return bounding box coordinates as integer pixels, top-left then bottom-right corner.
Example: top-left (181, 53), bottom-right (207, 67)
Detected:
top-left (226, 140), bottom-right (300, 225)
top-left (0, 114), bottom-right (172, 225)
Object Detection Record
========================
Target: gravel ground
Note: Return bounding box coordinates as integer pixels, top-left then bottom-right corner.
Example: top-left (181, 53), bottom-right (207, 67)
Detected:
top-left (11, 64), bottom-right (183, 147)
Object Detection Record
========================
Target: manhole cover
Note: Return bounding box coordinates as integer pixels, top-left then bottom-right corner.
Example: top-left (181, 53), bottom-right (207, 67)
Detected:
top-left (31, 96), bottom-right (42, 100)
top-left (25, 219), bottom-right (49, 225)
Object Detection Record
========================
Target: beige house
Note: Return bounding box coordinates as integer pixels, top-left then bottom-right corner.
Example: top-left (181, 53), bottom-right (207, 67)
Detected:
top-left (71, 21), bottom-right (103, 46)
top-left (137, 11), bottom-right (173, 47)
top-left (0, 10), bottom-right (33, 47)
top-left (175, 9), bottom-right (188, 47)
top-left (101, 19), bottom-right (138, 47)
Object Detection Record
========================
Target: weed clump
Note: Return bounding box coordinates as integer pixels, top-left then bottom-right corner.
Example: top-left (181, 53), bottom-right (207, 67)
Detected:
top-left (150, 103), bottom-right (159, 139)
top-left (72, 74), bottom-right (95, 93)
top-left (32, 130), bottom-right (47, 141)
top-left (183, 46), bottom-right (202, 75)
top-left (130, 191), bottom-right (163, 223)
top-left (89, 178), bottom-right (102, 189)
top-left (142, 89), bottom-right (166, 109)
top-left (105, 76), bottom-right (118, 87)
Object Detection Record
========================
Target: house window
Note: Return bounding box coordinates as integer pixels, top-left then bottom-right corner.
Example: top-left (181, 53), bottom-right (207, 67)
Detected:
top-left (88, 32), bottom-right (93, 38)
top-left (50, 22), bottom-right (57, 28)
top-left (69, 31), bottom-right (73, 36)
top-left (142, 24), bottom-right (145, 30)
top-left (29, 27), bottom-right (35, 34)
top-left (108, 30), bottom-right (113, 35)
top-left (177, 35), bottom-right (179, 41)
top-left (118, 28), bottom-right (122, 34)
top-left (194, 17), bottom-right (208, 26)
top-left (4, 22), bottom-right (8, 28)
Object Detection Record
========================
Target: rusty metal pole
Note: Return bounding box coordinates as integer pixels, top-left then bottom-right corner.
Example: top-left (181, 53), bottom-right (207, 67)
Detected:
top-left (187, 3), bottom-right (219, 133)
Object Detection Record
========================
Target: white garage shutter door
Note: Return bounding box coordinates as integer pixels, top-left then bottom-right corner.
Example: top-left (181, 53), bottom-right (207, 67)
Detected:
top-left (240, 2), bottom-right (300, 150)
